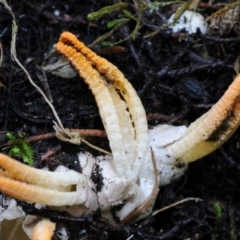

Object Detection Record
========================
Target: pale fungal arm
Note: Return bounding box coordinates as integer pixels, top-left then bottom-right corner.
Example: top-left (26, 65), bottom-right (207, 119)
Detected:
top-left (0, 174), bottom-right (79, 206)
top-left (56, 40), bottom-right (136, 179)
top-left (148, 75), bottom-right (240, 186)
top-left (108, 84), bottom-right (135, 166)
top-left (0, 153), bottom-right (98, 209)
top-left (0, 154), bottom-right (84, 190)
top-left (165, 74), bottom-right (240, 163)
top-left (32, 218), bottom-right (55, 240)
top-left (57, 32), bottom-right (149, 182)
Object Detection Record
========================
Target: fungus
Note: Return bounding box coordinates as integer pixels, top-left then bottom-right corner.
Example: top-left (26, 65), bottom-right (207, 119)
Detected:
top-left (0, 32), bottom-right (240, 239)
top-left (168, 10), bottom-right (208, 34)
top-left (32, 219), bottom-right (55, 240)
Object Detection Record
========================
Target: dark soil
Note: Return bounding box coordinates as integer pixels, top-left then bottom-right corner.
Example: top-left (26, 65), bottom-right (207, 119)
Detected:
top-left (1, 0), bottom-right (240, 239)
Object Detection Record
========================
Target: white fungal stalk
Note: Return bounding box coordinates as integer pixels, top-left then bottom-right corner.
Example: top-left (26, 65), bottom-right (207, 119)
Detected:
top-left (1, 32), bottom-right (240, 240)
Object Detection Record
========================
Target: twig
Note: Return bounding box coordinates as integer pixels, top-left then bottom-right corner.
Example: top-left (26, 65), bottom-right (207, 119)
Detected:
top-left (7, 129), bottom-right (107, 145)
top-left (151, 197), bottom-right (202, 217)
top-left (126, 197), bottom-right (202, 240)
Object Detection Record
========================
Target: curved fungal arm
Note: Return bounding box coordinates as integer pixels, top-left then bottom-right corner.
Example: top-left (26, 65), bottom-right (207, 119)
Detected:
top-left (32, 219), bottom-right (55, 240)
top-left (165, 74), bottom-right (240, 163)
top-left (56, 32), bottom-right (149, 182)
top-left (56, 41), bottom-right (131, 176)
top-left (0, 154), bottom-right (84, 190)
top-left (0, 153), bottom-right (98, 209)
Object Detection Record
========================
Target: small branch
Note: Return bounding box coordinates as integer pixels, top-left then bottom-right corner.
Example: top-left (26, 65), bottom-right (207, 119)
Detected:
top-left (7, 129), bottom-right (107, 145)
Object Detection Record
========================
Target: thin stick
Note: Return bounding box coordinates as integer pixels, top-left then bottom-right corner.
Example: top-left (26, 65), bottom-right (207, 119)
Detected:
top-left (7, 129), bottom-right (107, 145)
top-left (126, 197), bottom-right (202, 240)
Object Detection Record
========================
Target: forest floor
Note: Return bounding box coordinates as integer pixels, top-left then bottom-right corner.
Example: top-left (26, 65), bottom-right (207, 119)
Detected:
top-left (1, 0), bottom-right (240, 239)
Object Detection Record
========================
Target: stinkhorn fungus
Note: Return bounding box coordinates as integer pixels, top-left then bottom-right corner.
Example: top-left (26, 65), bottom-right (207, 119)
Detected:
top-left (0, 32), bottom-right (240, 240)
